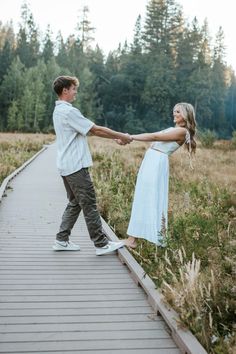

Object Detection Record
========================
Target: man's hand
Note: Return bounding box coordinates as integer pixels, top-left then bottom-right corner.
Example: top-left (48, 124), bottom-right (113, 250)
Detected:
top-left (118, 133), bottom-right (132, 145)
top-left (90, 125), bottom-right (133, 144)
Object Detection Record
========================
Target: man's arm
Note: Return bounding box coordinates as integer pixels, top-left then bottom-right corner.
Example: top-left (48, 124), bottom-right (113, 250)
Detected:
top-left (89, 124), bottom-right (132, 144)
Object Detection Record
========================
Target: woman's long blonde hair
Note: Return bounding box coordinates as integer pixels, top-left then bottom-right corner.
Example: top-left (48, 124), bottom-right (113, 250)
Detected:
top-left (174, 102), bottom-right (197, 154)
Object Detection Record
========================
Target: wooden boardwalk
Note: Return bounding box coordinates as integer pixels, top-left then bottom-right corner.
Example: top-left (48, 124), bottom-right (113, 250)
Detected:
top-left (0, 144), bottom-right (206, 354)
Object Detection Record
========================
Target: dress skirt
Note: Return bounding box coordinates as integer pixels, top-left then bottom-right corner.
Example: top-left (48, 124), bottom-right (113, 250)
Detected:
top-left (127, 148), bottom-right (169, 245)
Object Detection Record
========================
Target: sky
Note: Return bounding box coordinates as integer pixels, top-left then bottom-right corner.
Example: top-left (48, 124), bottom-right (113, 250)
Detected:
top-left (1, 0), bottom-right (235, 72)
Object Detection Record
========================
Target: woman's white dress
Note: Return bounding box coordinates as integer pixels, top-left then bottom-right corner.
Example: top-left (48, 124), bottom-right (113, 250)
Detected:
top-left (127, 127), bottom-right (182, 245)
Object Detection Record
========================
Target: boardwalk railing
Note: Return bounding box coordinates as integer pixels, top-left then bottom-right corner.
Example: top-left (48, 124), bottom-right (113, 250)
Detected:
top-left (102, 221), bottom-right (207, 354)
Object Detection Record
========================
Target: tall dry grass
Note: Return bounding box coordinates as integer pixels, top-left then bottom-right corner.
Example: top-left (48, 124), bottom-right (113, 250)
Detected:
top-left (0, 133), bottom-right (55, 184)
top-left (89, 136), bottom-right (236, 354)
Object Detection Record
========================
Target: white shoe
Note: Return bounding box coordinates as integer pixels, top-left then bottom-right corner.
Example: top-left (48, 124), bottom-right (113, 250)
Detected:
top-left (53, 240), bottom-right (80, 251)
top-left (95, 241), bottom-right (124, 256)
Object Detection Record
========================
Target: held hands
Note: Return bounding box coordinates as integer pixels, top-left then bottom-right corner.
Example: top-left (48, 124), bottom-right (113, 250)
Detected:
top-left (115, 133), bottom-right (133, 145)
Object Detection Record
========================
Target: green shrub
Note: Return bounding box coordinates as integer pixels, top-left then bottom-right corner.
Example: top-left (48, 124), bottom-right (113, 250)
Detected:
top-left (199, 129), bottom-right (218, 148)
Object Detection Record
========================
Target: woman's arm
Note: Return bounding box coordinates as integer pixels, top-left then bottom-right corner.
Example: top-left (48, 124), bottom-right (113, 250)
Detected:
top-left (131, 127), bottom-right (187, 142)
top-left (89, 124), bottom-right (132, 144)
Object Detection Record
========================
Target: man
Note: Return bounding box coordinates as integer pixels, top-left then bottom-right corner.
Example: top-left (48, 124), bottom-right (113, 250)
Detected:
top-left (52, 75), bottom-right (132, 255)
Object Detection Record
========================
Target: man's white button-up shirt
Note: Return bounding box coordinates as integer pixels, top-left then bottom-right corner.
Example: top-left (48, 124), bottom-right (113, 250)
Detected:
top-left (53, 100), bottom-right (94, 176)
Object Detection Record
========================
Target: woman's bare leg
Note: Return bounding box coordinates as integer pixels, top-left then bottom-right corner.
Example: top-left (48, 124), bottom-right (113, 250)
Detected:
top-left (124, 236), bottom-right (137, 248)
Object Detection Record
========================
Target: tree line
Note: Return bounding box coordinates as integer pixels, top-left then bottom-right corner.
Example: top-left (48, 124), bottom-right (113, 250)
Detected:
top-left (0, 0), bottom-right (235, 137)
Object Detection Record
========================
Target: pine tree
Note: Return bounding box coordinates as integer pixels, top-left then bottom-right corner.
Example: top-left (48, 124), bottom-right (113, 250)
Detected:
top-left (210, 27), bottom-right (227, 134)
top-left (19, 61), bottom-right (47, 131)
top-left (177, 19), bottom-right (213, 128)
top-left (143, 0), bottom-right (184, 54)
top-left (131, 15), bottom-right (143, 54)
top-left (42, 25), bottom-right (54, 63)
top-left (0, 57), bottom-right (25, 130)
top-left (55, 32), bottom-right (69, 69)
top-left (7, 100), bottom-right (20, 131)
top-left (225, 69), bottom-right (236, 132)
top-left (88, 45), bottom-right (106, 122)
top-left (175, 18), bottom-right (202, 101)
top-left (142, 51), bottom-right (175, 130)
top-left (0, 22), bottom-right (15, 82)
top-left (0, 0), bottom-right (235, 136)
top-left (76, 6), bottom-right (95, 53)
top-left (16, 2), bottom-right (40, 67)
top-left (43, 58), bottom-right (63, 131)
top-left (65, 34), bottom-right (85, 77)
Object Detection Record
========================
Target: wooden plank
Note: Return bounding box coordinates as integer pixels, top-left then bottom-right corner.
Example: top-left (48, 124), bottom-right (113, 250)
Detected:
top-left (0, 350), bottom-right (180, 354)
top-left (0, 262), bottom-right (124, 266)
top-left (0, 329), bottom-right (171, 342)
top-left (0, 274), bottom-right (137, 280)
top-left (0, 338), bottom-right (177, 352)
top-left (0, 306), bottom-right (151, 317)
top-left (0, 314), bottom-right (159, 325)
top-left (0, 289), bottom-right (142, 296)
top-left (0, 257), bottom-right (122, 263)
top-left (0, 278), bottom-right (136, 285)
top-left (0, 283), bottom-right (138, 290)
top-left (0, 272), bottom-right (129, 277)
top-left (0, 144), bottom-right (182, 354)
top-left (0, 321), bottom-right (167, 333)
top-left (0, 300), bottom-right (149, 310)
top-left (0, 295), bottom-right (146, 303)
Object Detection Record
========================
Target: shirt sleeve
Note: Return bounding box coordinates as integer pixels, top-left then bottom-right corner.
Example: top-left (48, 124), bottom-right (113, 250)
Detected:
top-left (67, 107), bottom-right (94, 136)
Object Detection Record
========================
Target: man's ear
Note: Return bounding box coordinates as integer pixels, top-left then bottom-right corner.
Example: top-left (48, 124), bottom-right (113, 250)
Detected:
top-left (62, 88), bottom-right (68, 94)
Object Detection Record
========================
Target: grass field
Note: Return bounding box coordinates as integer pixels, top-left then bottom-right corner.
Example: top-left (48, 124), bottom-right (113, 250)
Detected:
top-left (89, 137), bottom-right (236, 354)
top-left (0, 133), bottom-right (235, 353)
top-left (0, 133), bottom-right (55, 184)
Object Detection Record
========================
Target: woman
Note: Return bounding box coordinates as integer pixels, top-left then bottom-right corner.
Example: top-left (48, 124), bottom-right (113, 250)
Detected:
top-left (125, 102), bottom-right (197, 248)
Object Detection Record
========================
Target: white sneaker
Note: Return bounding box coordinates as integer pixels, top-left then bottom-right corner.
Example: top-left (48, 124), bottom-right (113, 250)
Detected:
top-left (53, 240), bottom-right (80, 251)
top-left (95, 241), bottom-right (124, 256)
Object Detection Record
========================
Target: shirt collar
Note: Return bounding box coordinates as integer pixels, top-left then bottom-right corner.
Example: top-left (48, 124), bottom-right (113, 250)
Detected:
top-left (55, 100), bottom-right (72, 106)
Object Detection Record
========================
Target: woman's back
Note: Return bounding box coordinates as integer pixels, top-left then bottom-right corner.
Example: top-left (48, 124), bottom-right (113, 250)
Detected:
top-left (150, 127), bottom-right (181, 155)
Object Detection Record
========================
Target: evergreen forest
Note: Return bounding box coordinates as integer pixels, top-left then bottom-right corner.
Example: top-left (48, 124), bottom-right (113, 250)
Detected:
top-left (0, 0), bottom-right (236, 137)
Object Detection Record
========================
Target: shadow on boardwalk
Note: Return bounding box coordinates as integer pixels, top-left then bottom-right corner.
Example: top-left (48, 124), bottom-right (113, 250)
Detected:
top-left (0, 144), bottom-right (206, 354)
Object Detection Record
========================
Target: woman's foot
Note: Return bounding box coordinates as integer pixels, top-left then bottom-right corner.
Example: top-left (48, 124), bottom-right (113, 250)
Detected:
top-left (124, 236), bottom-right (137, 249)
